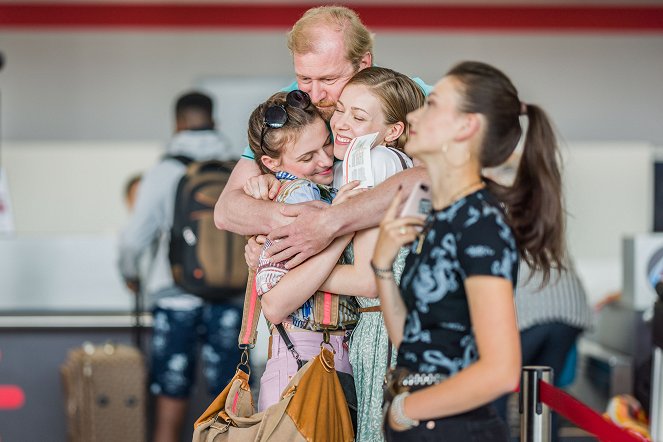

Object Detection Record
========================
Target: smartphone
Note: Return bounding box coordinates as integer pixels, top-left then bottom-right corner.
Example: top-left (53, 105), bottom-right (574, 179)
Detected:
top-left (399, 181), bottom-right (432, 221)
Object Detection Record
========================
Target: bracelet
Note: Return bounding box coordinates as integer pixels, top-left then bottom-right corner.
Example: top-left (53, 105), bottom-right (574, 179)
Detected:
top-left (390, 392), bottom-right (419, 429)
top-left (370, 260), bottom-right (394, 280)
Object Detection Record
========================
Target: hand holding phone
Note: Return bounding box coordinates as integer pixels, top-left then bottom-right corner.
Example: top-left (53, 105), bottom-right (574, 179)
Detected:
top-left (399, 181), bottom-right (432, 227)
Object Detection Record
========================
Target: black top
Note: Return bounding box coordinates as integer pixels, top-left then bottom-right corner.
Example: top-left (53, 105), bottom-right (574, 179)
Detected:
top-left (397, 189), bottom-right (519, 375)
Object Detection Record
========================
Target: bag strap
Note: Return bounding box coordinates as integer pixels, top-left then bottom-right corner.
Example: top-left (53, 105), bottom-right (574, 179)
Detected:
top-left (164, 154), bottom-right (194, 166)
top-left (313, 290), bottom-right (340, 329)
top-left (386, 146), bottom-right (411, 171)
top-left (238, 268), bottom-right (261, 347)
top-left (237, 267), bottom-right (305, 369)
top-left (275, 324), bottom-right (304, 369)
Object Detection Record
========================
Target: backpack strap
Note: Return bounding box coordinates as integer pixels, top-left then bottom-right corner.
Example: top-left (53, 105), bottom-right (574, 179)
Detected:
top-left (164, 154), bottom-right (194, 166)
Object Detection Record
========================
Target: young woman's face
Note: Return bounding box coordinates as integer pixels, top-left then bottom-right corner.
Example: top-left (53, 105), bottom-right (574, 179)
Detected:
top-left (265, 117), bottom-right (335, 185)
top-left (405, 76), bottom-right (466, 159)
top-left (330, 84), bottom-right (392, 160)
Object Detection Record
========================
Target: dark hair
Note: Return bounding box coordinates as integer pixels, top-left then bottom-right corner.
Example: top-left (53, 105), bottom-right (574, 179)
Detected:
top-left (247, 92), bottom-right (324, 174)
top-left (175, 91), bottom-right (214, 129)
top-left (345, 67), bottom-right (425, 149)
top-left (447, 61), bottom-right (565, 279)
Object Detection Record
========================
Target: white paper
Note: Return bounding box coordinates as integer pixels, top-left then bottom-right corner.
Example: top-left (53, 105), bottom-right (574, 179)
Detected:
top-left (342, 132), bottom-right (378, 188)
top-left (0, 167), bottom-right (15, 234)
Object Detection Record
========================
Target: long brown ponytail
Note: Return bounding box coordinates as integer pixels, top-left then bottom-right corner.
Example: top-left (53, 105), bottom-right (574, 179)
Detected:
top-left (447, 61), bottom-right (565, 279)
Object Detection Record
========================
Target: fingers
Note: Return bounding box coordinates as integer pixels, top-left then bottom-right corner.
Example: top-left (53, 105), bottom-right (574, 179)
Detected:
top-left (279, 200), bottom-right (325, 217)
top-left (284, 252), bottom-right (307, 269)
top-left (263, 236), bottom-right (295, 262)
top-left (344, 189), bottom-right (367, 199)
top-left (243, 181), bottom-right (256, 199)
top-left (388, 222), bottom-right (421, 243)
top-left (243, 176), bottom-right (279, 200)
top-left (268, 178), bottom-right (280, 199)
top-left (337, 180), bottom-right (361, 193)
top-left (258, 178), bottom-right (270, 200)
top-left (382, 186), bottom-right (404, 223)
top-left (279, 204), bottom-right (305, 218)
top-left (244, 236), bottom-right (263, 269)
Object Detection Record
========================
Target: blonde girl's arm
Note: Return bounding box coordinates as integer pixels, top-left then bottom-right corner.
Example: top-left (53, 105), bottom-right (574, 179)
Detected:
top-left (391, 276), bottom-right (520, 423)
top-left (259, 233), bottom-right (353, 324)
top-left (319, 227), bottom-right (379, 298)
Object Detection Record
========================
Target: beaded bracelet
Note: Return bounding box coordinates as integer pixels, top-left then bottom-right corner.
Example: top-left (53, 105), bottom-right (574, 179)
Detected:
top-left (390, 392), bottom-right (420, 429)
top-left (370, 261), bottom-right (393, 280)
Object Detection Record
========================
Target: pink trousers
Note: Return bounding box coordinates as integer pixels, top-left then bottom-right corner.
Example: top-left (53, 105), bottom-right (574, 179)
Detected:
top-left (257, 330), bottom-right (352, 411)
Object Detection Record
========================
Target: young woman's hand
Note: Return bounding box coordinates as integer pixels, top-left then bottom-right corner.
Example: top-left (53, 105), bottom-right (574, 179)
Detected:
top-left (245, 235), bottom-right (267, 270)
top-left (372, 188), bottom-right (425, 269)
top-left (243, 174), bottom-right (280, 201)
top-left (332, 180), bottom-right (366, 206)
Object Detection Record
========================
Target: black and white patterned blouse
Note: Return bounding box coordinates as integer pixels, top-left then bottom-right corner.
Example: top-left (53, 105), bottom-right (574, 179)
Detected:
top-left (397, 188), bottom-right (519, 375)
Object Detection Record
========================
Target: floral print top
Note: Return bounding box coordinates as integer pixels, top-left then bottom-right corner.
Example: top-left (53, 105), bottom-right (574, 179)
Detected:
top-left (397, 188), bottom-right (519, 375)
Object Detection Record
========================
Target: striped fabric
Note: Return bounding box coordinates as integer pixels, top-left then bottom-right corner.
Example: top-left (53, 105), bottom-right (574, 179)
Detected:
top-left (515, 260), bottom-right (594, 331)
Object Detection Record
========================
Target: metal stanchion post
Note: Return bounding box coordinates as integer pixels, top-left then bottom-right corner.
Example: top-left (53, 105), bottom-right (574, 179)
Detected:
top-left (651, 298), bottom-right (663, 441)
top-left (520, 366), bottom-right (553, 442)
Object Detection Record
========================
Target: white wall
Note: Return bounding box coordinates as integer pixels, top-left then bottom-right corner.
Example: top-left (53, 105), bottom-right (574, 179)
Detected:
top-left (562, 141), bottom-right (653, 304)
top-left (0, 30), bottom-right (662, 144)
top-left (0, 27), bottom-right (661, 311)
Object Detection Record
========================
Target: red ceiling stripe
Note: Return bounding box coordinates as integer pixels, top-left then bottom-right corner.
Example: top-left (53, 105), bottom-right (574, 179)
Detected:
top-left (0, 3), bottom-right (662, 32)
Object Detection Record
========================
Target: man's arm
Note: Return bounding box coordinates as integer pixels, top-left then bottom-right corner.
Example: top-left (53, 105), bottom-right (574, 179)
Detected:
top-left (267, 165), bottom-right (429, 267)
top-left (214, 158), bottom-right (290, 235)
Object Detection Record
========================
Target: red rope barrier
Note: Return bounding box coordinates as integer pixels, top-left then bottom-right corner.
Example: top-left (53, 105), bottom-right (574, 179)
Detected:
top-left (539, 381), bottom-right (646, 442)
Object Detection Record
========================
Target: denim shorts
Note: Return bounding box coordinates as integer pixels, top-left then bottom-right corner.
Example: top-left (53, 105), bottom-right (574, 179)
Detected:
top-left (149, 301), bottom-right (242, 398)
top-left (383, 400), bottom-right (509, 442)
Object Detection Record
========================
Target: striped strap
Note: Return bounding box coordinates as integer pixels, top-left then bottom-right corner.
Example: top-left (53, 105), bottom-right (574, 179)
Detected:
top-left (313, 290), bottom-right (339, 328)
top-left (238, 268), bottom-right (261, 347)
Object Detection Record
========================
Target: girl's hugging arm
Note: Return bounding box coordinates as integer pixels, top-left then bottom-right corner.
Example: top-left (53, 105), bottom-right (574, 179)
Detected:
top-left (319, 227), bottom-right (378, 298)
top-left (317, 149), bottom-right (412, 298)
top-left (256, 179), bottom-right (354, 324)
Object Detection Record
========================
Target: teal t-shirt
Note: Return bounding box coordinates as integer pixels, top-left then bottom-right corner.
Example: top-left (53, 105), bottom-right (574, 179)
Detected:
top-left (241, 77), bottom-right (433, 160)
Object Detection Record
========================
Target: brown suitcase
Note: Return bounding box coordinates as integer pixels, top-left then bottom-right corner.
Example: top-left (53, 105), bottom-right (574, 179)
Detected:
top-left (61, 342), bottom-right (146, 442)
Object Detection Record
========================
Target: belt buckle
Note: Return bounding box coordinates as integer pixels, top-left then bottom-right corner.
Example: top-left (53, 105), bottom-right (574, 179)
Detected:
top-left (385, 367), bottom-right (410, 400)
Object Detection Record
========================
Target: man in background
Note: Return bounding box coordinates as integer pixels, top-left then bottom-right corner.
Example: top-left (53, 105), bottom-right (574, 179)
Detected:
top-left (118, 91), bottom-right (239, 442)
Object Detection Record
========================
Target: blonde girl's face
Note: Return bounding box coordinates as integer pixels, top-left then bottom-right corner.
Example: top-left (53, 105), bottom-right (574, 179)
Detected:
top-left (261, 117), bottom-right (335, 185)
top-left (330, 84), bottom-right (392, 160)
top-left (405, 76), bottom-right (467, 159)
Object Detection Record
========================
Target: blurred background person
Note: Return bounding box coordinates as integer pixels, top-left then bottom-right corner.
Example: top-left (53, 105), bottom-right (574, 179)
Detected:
top-left (118, 91), bottom-right (239, 442)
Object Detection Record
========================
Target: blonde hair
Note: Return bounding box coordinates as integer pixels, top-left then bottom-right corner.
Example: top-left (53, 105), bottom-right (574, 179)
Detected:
top-left (346, 67), bottom-right (425, 149)
top-left (287, 6), bottom-right (374, 71)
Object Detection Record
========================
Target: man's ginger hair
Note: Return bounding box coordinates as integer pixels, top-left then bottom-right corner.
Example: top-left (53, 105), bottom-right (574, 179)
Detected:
top-left (287, 6), bottom-right (374, 71)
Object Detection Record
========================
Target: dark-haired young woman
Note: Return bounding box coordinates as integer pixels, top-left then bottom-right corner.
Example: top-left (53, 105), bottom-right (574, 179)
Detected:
top-left (372, 60), bottom-right (566, 441)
